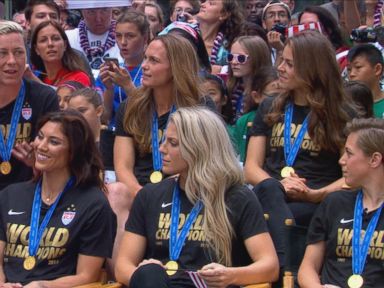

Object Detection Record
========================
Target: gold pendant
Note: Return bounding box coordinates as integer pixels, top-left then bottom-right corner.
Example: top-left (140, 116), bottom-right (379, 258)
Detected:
top-left (150, 171), bottom-right (163, 183)
top-left (23, 256), bottom-right (36, 270)
top-left (165, 260), bottom-right (178, 276)
top-left (0, 161), bottom-right (11, 175)
top-left (348, 274), bottom-right (364, 288)
top-left (281, 166), bottom-right (295, 178)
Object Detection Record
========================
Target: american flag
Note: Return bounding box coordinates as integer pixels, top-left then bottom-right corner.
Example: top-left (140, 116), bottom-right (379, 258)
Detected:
top-left (187, 271), bottom-right (207, 288)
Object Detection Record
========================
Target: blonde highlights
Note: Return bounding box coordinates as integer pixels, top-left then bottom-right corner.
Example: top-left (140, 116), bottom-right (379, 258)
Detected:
top-left (170, 107), bottom-right (244, 266)
top-left (123, 34), bottom-right (202, 155)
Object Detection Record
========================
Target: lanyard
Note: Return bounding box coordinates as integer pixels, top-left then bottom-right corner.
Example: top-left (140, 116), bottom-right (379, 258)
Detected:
top-left (28, 177), bottom-right (75, 257)
top-left (169, 180), bottom-right (203, 261)
top-left (283, 102), bottom-right (310, 167)
top-left (151, 105), bottom-right (176, 172)
top-left (352, 191), bottom-right (383, 275)
top-left (0, 81), bottom-right (25, 162)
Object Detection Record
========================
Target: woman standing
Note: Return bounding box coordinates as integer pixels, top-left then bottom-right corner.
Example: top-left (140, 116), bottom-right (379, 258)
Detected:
top-left (115, 107), bottom-right (279, 288)
top-left (114, 34), bottom-right (204, 197)
top-left (196, 0), bottom-right (243, 74)
top-left (96, 10), bottom-right (149, 129)
top-left (30, 20), bottom-right (91, 87)
top-left (0, 110), bottom-right (116, 286)
top-left (244, 31), bottom-right (352, 266)
top-left (299, 118), bottom-right (384, 288)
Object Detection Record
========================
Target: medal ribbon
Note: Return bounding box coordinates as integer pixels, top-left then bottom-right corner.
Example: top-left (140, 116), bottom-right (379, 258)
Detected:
top-left (352, 191), bottom-right (383, 275)
top-left (169, 180), bottom-right (203, 261)
top-left (0, 81), bottom-right (25, 162)
top-left (151, 105), bottom-right (176, 172)
top-left (283, 102), bottom-right (310, 167)
top-left (28, 177), bottom-right (75, 257)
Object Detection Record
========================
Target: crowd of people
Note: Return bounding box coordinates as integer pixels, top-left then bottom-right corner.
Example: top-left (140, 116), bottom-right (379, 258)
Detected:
top-left (1, 0), bottom-right (384, 287)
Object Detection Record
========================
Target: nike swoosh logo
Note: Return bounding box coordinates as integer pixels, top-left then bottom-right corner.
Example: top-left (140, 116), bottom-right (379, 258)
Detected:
top-left (8, 209), bottom-right (25, 215)
top-left (340, 218), bottom-right (354, 224)
top-left (161, 202), bottom-right (172, 208)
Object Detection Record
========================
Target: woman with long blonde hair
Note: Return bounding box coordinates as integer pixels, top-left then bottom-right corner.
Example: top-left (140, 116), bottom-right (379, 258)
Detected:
top-left (115, 106), bottom-right (278, 288)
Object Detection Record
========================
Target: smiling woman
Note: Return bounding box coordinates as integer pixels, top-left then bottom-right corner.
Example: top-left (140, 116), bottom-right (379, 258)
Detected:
top-left (30, 20), bottom-right (91, 87)
top-left (0, 110), bottom-right (116, 287)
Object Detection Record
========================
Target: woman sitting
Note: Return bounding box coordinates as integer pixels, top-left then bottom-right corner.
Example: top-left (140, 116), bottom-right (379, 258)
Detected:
top-left (30, 20), bottom-right (91, 87)
top-left (299, 118), bottom-right (384, 288)
top-left (0, 110), bottom-right (116, 287)
top-left (115, 106), bottom-right (279, 288)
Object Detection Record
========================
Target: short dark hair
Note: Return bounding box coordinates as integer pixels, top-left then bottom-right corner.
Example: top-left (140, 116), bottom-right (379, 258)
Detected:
top-left (35, 110), bottom-right (105, 190)
top-left (30, 20), bottom-right (89, 75)
top-left (344, 81), bottom-right (374, 118)
top-left (117, 9), bottom-right (150, 37)
top-left (347, 43), bottom-right (384, 68)
top-left (25, 0), bottom-right (60, 21)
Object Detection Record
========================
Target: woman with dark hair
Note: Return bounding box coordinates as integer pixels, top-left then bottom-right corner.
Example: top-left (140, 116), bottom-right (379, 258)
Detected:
top-left (115, 106), bottom-right (278, 288)
top-left (30, 20), bottom-right (92, 87)
top-left (56, 80), bottom-right (86, 110)
top-left (0, 110), bottom-right (116, 286)
top-left (244, 31), bottom-right (352, 267)
top-left (299, 118), bottom-right (384, 288)
top-left (196, 0), bottom-right (244, 74)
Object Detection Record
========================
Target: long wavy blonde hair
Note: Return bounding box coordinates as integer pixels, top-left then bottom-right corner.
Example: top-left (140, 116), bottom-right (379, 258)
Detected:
top-left (123, 34), bottom-right (202, 155)
top-left (170, 107), bottom-right (244, 266)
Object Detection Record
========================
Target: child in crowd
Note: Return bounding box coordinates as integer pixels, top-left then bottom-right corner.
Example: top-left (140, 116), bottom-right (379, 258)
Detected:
top-left (347, 44), bottom-right (384, 118)
top-left (232, 66), bottom-right (280, 164)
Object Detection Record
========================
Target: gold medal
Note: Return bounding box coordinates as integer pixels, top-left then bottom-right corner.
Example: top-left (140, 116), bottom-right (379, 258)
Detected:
top-left (0, 161), bottom-right (11, 175)
top-left (165, 260), bottom-right (178, 276)
top-left (281, 166), bottom-right (295, 178)
top-left (150, 171), bottom-right (163, 183)
top-left (348, 274), bottom-right (364, 288)
top-left (23, 256), bottom-right (36, 270)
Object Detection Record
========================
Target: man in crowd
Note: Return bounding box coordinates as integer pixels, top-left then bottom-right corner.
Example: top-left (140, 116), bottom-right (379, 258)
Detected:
top-left (244, 0), bottom-right (268, 25)
top-left (66, 5), bottom-right (122, 78)
top-left (0, 21), bottom-right (58, 191)
top-left (262, 0), bottom-right (291, 63)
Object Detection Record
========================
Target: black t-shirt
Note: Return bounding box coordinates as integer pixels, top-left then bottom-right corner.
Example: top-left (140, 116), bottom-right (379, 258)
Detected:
top-left (115, 102), bottom-right (170, 185)
top-left (0, 80), bottom-right (59, 190)
top-left (249, 97), bottom-right (341, 189)
top-left (307, 190), bottom-right (384, 287)
top-left (0, 181), bottom-right (116, 285)
top-left (126, 178), bottom-right (267, 288)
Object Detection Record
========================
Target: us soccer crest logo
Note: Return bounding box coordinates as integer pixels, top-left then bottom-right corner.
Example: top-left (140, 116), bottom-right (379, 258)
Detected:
top-left (62, 211), bottom-right (76, 225)
top-left (22, 107), bottom-right (32, 120)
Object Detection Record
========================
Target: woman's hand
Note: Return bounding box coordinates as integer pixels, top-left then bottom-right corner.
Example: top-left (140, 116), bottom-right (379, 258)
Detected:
top-left (12, 141), bottom-right (35, 168)
top-left (99, 63), bottom-right (114, 90)
top-left (108, 63), bottom-right (134, 92)
top-left (0, 283), bottom-right (22, 288)
top-left (23, 281), bottom-right (44, 288)
top-left (198, 263), bottom-right (234, 288)
top-left (137, 258), bottom-right (165, 269)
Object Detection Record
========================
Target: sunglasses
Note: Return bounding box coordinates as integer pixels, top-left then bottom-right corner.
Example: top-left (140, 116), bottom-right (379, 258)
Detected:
top-left (227, 53), bottom-right (249, 64)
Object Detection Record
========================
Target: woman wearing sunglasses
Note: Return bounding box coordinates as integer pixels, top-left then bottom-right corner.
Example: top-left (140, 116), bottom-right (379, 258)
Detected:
top-left (299, 118), bottom-right (384, 288)
top-left (225, 36), bottom-right (272, 124)
top-left (195, 0), bottom-right (243, 74)
top-left (244, 31), bottom-right (353, 268)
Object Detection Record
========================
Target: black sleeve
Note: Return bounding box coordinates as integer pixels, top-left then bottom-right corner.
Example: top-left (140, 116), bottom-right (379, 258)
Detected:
top-left (227, 185), bottom-right (268, 240)
top-left (249, 97), bottom-right (273, 137)
top-left (306, 195), bottom-right (330, 245)
top-left (115, 101), bottom-right (130, 137)
top-left (37, 82), bottom-right (60, 113)
top-left (125, 186), bottom-right (147, 236)
top-left (0, 186), bottom-right (8, 242)
top-left (78, 195), bottom-right (117, 258)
